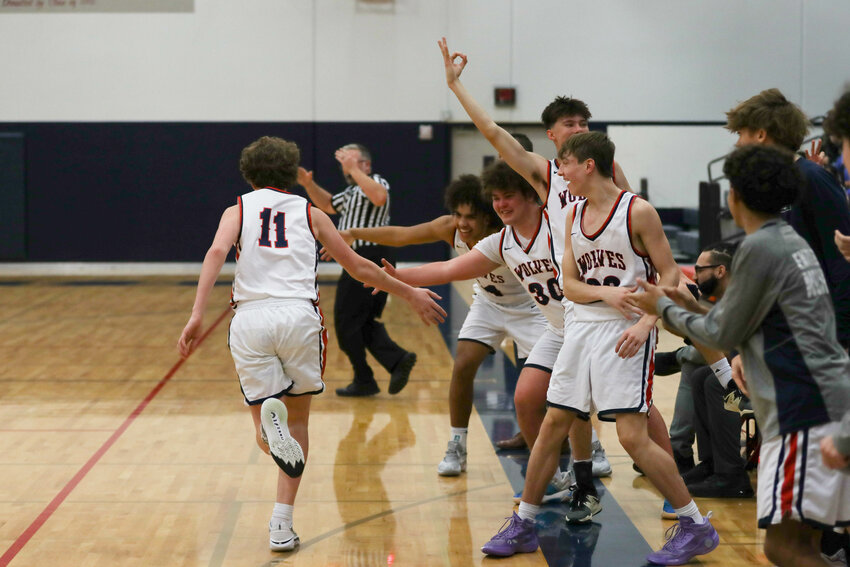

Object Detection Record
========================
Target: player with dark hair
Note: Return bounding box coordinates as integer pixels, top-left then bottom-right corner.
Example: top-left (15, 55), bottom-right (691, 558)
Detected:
top-left (177, 136), bottom-right (445, 552)
top-left (629, 144), bottom-right (850, 567)
top-left (726, 88), bottom-right (850, 350)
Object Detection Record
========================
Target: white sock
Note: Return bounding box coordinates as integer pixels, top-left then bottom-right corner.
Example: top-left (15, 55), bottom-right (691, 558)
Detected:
top-left (709, 359), bottom-right (733, 388)
top-left (591, 427), bottom-right (599, 444)
top-left (674, 500), bottom-right (704, 524)
top-left (271, 503), bottom-right (294, 528)
top-left (517, 501), bottom-right (540, 521)
top-left (450, 427), bottom-right (468, 449)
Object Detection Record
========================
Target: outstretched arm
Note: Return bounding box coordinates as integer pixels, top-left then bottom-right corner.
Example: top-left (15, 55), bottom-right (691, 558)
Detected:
top-left (384, 248), bottom-right (500, 288)
top-left (311, 208), bottom-right (446, 325)
top-left (297, 167), bottom-right (337, 215)
top-left (438, 37), bottom-right (549, 200)
top-left (347, 215), bottom-right (456, 248)
top-left (178, 205), bottom-right (240, 357)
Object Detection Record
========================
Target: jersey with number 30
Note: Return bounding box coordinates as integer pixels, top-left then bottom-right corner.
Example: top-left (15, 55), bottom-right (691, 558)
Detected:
top-left (475, 210), bottom-right (565, 329)
top-left (231, 187), bottom-right (319, 306)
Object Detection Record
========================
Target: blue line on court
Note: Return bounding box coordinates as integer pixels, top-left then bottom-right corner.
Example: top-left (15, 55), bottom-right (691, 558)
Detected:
top-left (434, 283), bottom-right (653, 566)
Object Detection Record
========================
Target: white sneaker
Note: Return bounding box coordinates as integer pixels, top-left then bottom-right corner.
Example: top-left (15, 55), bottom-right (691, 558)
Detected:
top-left (822, 548), bottom-right (847, 566)
top-left (591, 440), bottom-right (612, 477)
top-left (261, 398), bottom-right (305, 478)
top-left (437, 440), bottom-right (467, 476)
top-left (513, 468), bottom-right (574, 504)
top-left (269, 522), bottom-right (299, 552)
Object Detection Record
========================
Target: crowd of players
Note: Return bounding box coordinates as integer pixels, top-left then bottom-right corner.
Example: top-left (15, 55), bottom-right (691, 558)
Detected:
top-left (177, 37), bottom-right (850, 566)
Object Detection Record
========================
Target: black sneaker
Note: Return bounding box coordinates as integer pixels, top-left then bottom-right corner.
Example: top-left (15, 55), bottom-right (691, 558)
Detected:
top-left (654, 347), bottom-right (683, 376)
top-left (565, 486), bottom-right (602, 524)
top-left (389, 352), bottom-right (417, 394)
top-left (336, 380), bottom-right (380, 397)
top-left (688, 472), bottom-right (754, 498)
top-left (682, 460), bottom-right (714, 486)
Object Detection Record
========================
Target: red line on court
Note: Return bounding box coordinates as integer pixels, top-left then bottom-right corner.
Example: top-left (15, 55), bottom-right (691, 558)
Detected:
top-left (0, 307), bottom-right (231, 567)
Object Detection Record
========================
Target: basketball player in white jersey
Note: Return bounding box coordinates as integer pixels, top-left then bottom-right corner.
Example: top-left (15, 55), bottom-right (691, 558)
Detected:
top-left (438, 38), bottom-right (685, 479)
top-left (479, 132), bottom-right (717, 563)
top-left (333, 174), bottom-right (549, 477)
top-left (177, 136), bottom-right (445, 553)
top-left (383, 161), bottom-right (597, 506)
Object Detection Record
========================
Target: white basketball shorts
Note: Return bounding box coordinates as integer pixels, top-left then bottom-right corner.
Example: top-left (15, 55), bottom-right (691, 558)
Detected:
top-left (228, 298), bottom-right (327, 403)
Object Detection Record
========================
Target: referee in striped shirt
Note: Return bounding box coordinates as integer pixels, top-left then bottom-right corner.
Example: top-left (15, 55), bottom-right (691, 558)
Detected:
top-left (298, 143), bottom-right (417, 397)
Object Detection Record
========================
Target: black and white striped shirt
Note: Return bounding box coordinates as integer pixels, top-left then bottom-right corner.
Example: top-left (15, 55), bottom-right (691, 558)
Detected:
top-left (330, 173), bottom-right (391, 250)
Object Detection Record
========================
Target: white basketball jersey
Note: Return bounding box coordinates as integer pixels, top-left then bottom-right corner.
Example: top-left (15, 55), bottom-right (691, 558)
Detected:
top-left (485, 211), bottom-right (565, 329)
top-left (545, 158), bottom-right (584, 263)
top-left (570, 191), bottom-right (657, 321)
top-left (453, 229), bottom-right (529, 307)
top-left (545, 158), bottom-right (620, 263)
top-left (231, 188), bottom-right (319, 306)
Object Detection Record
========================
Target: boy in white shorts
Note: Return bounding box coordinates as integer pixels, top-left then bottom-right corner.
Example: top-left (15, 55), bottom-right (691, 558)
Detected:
top-left (385, 160), bottom-right (597, 506)
top-left (337, 174), bottom-right (548, 477)
top-left (177, 136), bottom-right (445, 552)
top-left (630, 144), bottom-right (850, 567)
top-left (480, 132), bottom-right (718, 564)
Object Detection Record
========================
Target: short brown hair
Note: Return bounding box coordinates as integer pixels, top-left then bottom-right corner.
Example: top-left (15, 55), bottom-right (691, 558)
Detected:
top-left (558, 131), bottom-right (615, 178)
top-left (239, 136), bottom-right (300, 189)
top-left (480, 160), bottom-right (538, 202)
top-left (541, 96), bottom-right (591, 129)
top-left (725, 88), bottom-right (810, 152)
top-left (824, 89), bottom-right (850, 141)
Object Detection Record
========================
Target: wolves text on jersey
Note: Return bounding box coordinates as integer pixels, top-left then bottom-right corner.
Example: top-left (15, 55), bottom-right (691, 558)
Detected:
top-left (576, 249), bottom-right (627, 279)
top-left (558, 188), bottom-right (585, 208)
top-left (513, 259), bottom-right (556, 282)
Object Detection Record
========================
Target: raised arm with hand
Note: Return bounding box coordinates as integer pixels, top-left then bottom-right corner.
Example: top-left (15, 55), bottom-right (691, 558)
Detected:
top-left (178, 205), bottom-right (240, 357)
top-left (336, 148), bottom-right (388, 207)
top-left (297, 166), bottom-right (336, 215)
top-left (438, 37), bottom-right (549, 199)
top-left (311, 208), bottom-right (446, 325)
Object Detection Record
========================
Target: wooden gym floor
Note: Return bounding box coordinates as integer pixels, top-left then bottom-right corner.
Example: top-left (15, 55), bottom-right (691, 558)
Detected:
top-left (0, 277), bottom-right (768, 566)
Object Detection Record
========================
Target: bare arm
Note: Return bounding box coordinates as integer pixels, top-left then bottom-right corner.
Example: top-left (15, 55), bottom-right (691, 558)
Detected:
top-left (438, 37), bottom-right (550, 200)
top-left (311, 209), bottom-right (446, 325)
top-left (337, 148), bottom-right (388, 207)
top-left (297, 167), bottom-right (336, 215)
top-left (177, 205), bottom-right (240, 356)
top-left (385, 248), bottom-right (501, 288)
top-left (348, 215), bottom-right (455, 247)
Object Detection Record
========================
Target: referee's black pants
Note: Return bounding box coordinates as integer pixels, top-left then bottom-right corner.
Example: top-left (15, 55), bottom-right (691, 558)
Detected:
top-left (333, 245), bottom-right (408, 385)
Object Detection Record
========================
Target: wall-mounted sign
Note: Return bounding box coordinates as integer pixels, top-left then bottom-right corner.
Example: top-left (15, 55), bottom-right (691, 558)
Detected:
top-left (0, 0), bottom-right (193, 13)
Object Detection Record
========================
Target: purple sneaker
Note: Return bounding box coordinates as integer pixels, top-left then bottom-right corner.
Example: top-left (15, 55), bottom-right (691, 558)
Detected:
top-left (481, 512), bottom-right (538, 557)
top-left (646, 512), bottom-right (719, 565)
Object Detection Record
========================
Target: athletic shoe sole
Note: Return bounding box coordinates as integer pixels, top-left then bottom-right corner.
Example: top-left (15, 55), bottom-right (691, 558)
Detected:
top-left (261, 398), bottom-right (305, 478)
top-left (270, 529), bottom-right (300, 551)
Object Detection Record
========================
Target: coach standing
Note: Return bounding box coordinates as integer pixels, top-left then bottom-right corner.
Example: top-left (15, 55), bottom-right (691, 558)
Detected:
top-left (298, 144), bottom-right (417, 397)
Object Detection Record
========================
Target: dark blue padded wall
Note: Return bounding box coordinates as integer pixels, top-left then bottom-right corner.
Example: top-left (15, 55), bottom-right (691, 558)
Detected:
top-left (0, 122), bottom-right (449, 263)
top-left (0, 133), bottom-right (26, 260)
